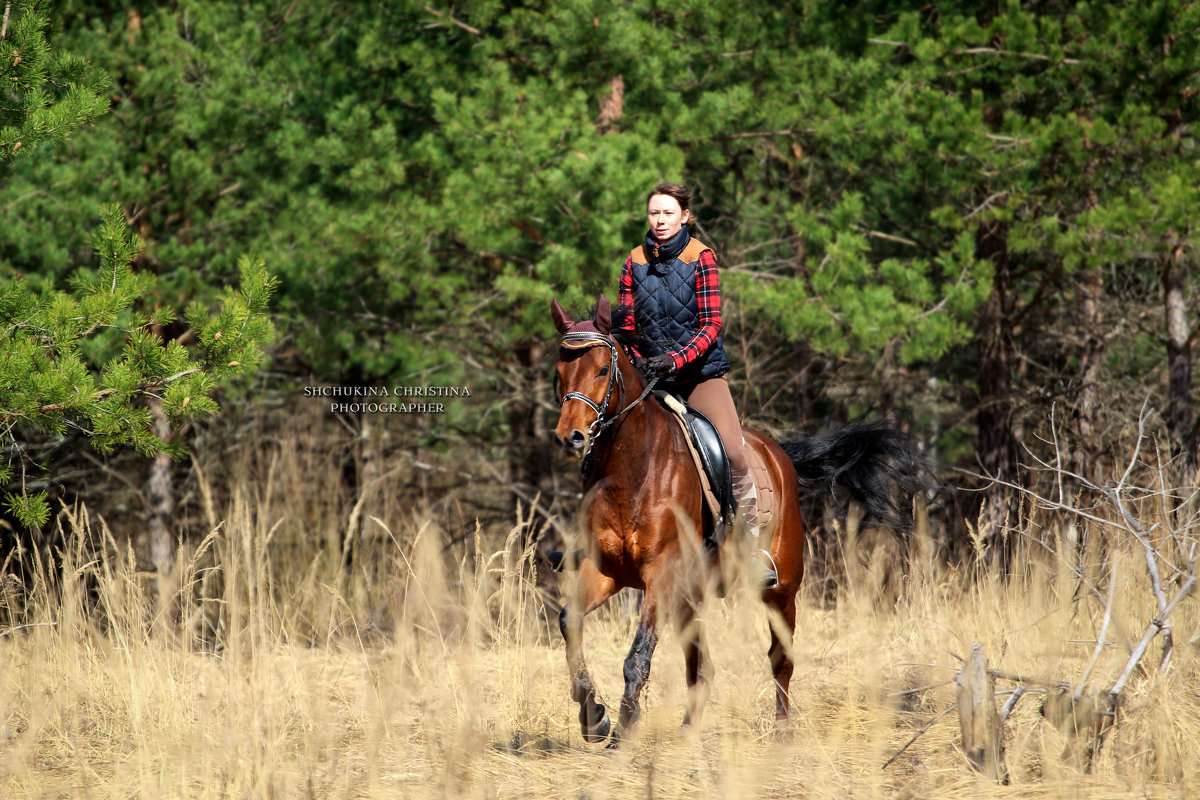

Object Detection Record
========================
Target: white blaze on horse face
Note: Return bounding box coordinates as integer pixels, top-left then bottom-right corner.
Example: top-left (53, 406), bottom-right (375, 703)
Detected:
top-left (647, 194), bottom-right (690, 243)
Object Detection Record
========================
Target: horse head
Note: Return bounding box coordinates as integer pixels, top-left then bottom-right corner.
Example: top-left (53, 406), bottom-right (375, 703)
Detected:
top-left (550, 297), bottom-right (623, 459)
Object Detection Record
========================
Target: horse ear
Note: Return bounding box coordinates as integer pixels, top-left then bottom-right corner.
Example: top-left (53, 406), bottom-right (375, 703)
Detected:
top-left (550, 298), bottom-right (574, 334)
top-left (595, 295), bottom-right (612, 335)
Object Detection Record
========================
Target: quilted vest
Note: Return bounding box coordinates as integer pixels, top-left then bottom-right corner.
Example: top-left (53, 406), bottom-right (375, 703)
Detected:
top-left (629, 227), bottom-right (730, 386)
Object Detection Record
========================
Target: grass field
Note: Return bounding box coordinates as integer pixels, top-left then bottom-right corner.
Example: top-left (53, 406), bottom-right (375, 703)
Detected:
top-left (2, 447), bottom-right (1197, 799)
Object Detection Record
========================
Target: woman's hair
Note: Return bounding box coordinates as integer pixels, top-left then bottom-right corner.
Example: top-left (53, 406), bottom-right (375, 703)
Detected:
top-left (646, 182), bottom-right (691, 213)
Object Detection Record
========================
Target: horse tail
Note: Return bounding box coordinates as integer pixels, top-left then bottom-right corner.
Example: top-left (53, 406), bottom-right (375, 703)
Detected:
top-left (779, 420), bottom-right (919, 530)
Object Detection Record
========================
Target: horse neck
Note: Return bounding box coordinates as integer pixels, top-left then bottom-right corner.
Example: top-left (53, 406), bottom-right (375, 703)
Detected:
top-left (591, 349), bottom-right (671, 471)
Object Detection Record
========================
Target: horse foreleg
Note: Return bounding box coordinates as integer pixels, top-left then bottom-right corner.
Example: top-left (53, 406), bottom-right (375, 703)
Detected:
top-left (765, 591), bottom-right (798, 720)
top-left (559, 558), bottom-right (617, 744)
top-left (618, 614), bottom-right (659, 734)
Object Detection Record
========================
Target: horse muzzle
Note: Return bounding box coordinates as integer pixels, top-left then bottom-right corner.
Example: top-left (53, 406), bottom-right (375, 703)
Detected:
top-left (554, 428), bottom-right (589, 459)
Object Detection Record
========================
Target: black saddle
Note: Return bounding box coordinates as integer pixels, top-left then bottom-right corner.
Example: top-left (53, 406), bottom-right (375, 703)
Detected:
top-left (654, 391), bottom-right (736, 549)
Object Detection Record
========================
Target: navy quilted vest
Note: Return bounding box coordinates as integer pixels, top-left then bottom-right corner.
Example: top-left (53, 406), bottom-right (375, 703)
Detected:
top-left (629, 227), bottom-right (730, 387)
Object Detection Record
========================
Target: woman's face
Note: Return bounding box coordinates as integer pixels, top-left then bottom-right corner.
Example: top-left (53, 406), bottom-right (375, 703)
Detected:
top-left (647, 194), bottom-right (690, 242)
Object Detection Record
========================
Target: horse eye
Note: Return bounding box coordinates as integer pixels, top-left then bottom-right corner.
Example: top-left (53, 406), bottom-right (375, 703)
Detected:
top-left (598, 366), bottom-right (609, 377)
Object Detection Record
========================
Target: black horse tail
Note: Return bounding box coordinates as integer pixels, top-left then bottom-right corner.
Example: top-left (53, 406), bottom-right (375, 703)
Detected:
top-left (779, 420), bottom-right (920, 530)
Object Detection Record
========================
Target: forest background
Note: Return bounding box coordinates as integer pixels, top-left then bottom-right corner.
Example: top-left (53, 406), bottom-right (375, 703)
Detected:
top-left (2, 0), bottom-right (1198, 581)
top-left (2, 1), bottom-right (1200, 797)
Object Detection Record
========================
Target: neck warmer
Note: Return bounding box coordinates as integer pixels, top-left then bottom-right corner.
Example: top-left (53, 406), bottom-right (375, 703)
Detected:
top-left (645, 226), bottom-right (690, 262)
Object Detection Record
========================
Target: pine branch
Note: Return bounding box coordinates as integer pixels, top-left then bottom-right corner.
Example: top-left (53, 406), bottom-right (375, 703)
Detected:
top-left (958, 47), bottom-right (1081, 65)
top-left (0, 368), bottom-right (203, 421)
top-left (423, 6), bottom-right (482, 37)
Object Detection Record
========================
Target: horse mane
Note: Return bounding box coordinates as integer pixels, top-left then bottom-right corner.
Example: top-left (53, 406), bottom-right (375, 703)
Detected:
top-left (603, 302), bottom-right (636, 350)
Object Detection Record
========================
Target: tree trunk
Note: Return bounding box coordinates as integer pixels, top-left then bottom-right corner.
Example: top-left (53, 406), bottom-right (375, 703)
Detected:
top-left (1163, 244), bottom-right (1196, 489)
top-left (792, 339), bottom-right (813, 428)
top-left (1074, 262), bottom-right (1105, 483)
top-left (508, 340), bottom-right (551, 539)
top-left (957, 643), bottom-right (1008, 783)
top-left (975, 220), bottom-right (1018, 570)
top-left (147, 396), bottom-right (176, 624)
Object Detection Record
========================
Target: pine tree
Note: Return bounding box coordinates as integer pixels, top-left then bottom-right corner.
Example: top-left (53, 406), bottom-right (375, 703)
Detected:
top-left (1, 206), bottom-right (276, 527)
top-left (1, 3), bottom-right (276, 530)
top-left (0, 0), bottom-right (108, 182)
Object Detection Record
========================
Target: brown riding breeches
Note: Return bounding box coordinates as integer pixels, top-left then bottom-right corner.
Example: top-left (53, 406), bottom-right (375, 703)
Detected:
top-left (681, 376), bottom-right (747, 474)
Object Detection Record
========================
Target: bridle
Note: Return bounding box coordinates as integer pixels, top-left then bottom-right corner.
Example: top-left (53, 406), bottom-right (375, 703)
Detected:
top-left (556, 330), bottom-right (659, 474)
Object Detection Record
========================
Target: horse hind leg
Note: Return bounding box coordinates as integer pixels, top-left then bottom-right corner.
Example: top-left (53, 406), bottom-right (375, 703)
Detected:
top-left (678, 596), bottom-right (711, 729)
top-left (672, 554), bottom-right (712, 730)
top-left (765, 590), bottom-right (798, 721)
top-left (559, 559), bottom-right (618, 744)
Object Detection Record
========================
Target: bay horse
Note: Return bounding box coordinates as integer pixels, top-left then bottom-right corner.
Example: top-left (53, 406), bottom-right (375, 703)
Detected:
top-left (550, 295), bottom-right (916, 744)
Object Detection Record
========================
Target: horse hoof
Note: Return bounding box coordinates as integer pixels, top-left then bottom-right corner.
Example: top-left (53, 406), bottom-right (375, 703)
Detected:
top-left (580, 705), bottom-right (612, 744)
top-left (771, 714), bottom-right (793, 741)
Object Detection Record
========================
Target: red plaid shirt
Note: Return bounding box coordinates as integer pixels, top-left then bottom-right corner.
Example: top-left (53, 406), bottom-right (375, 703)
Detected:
top-left (616, 248), bottom-right (722, 372)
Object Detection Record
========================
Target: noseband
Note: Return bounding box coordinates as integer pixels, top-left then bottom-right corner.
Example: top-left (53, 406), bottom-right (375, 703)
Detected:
top-left (558, 331), bottom-right (624, 439)
top-left (557, 330), bottom-right (659, 473)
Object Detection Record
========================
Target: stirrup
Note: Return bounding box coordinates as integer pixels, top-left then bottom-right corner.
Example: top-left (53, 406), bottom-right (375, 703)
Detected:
top-left (757, 549), bottom-right (779, 589)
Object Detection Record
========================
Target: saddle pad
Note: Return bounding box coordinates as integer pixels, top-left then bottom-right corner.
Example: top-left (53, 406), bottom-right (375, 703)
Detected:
top-left (744, 438), bottom-right (779, 541)
top-left (659, 396), bottom-right (779, 550)
top-left (661, 395), bottom-right (725, 524)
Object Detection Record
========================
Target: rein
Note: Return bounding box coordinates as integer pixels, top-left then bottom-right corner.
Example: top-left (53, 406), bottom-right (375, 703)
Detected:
top-left (558, 330), bottom-right (659, 475)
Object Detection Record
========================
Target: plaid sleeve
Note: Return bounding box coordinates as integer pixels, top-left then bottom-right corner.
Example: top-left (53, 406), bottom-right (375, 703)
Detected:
top-left (672, 249), bottom-right (722, 371)
top-left (615, 256), bottom-right (642, 359)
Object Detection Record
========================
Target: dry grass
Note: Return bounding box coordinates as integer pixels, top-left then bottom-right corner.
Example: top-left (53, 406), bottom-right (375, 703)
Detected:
top-left (2, 448), bottom-right (1198, 799)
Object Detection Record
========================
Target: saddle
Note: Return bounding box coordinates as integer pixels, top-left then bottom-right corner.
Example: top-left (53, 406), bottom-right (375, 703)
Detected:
top-left (656, 392), bottom-right (735, 550)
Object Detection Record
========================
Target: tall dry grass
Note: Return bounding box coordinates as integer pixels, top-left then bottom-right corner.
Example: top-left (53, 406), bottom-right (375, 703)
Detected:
top-left (1, 429), bottom-right (1198, 799)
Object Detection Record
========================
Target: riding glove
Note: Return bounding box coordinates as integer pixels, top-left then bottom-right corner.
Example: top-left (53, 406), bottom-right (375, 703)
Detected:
top-left (635, 354), bottom-right (676, 380)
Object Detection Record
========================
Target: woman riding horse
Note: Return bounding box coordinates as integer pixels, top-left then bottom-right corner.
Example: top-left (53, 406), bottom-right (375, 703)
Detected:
top-left (615, 182), bottom-right (773, 583)
top-left (551, 292), bottom-right (917, 744)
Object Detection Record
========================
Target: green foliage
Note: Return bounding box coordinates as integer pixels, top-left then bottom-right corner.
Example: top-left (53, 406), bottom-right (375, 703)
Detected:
top-left (1, 0), bottom-right (1196, 473)
top-left (0, 0), bottom-right (109, 181)
top-left (1, 208), bottom-right (276, 528)
top-left (3, 488), bottom-right (49, 530)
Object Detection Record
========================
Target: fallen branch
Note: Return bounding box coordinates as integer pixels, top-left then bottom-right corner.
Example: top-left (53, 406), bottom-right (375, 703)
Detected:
top-left (1109, 570), bottom-right (1196, 699)
top-left (999, 685), bottom-right (1027, 722)
top-left (0, 621), bottom-right (57, 638)
top-left (882, 703), bottom-right (958, 770)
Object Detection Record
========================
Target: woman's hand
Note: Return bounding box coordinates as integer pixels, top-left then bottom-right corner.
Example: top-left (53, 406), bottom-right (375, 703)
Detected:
top-left (634, 354), bottom-right (676, 380)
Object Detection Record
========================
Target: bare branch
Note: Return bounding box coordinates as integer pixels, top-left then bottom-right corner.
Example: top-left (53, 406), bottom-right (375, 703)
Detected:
top-left (988, 669), bottom-right (1071, 692)
top-left (882, 703), bottom-right (958, 770)
top-left (958, 47), bottom-right (1081, 65)
top-left (0, 621), bottom-right (57, 637)
top-left (423, 5), bottom-right (482, 37)
top-left (999, 685), bottom-right (1027, 722)
top-left (887, 678), bottom-right (957, 697)
top-left (1076, 564), bottom-right (1118, 699)
top-left (1110, 570), bottom-right (1197, 699)
top-left (966, 191), bottom-right (1010, 220)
